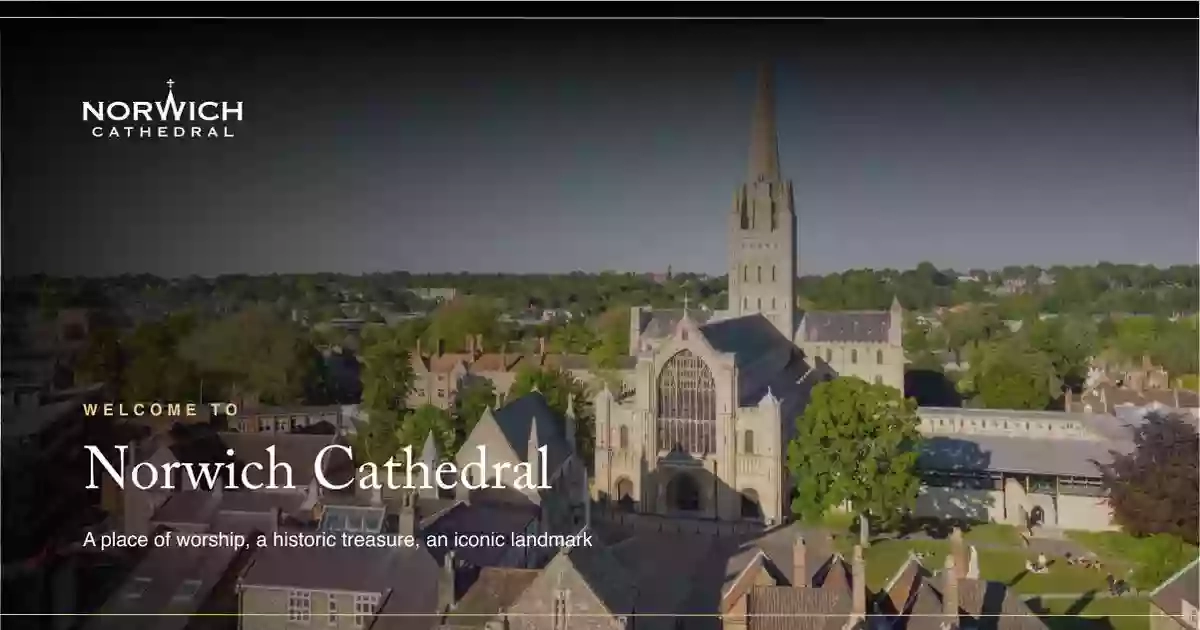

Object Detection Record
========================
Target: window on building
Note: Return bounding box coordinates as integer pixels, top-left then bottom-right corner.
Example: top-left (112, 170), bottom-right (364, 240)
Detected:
top-left (876, 350), bottom-right (883, 364)
top-left (437, 389), bottom-right (446, 398)
top-left (172, 579), bottom-right (202, 602)
top-left (851, 349), bottom-right (858, 364)
top-left (771, 298), bottom-right (776, 309)
top-left (757, 266), bottom-right (762, 282)
top-left (619, 425), bottom-right (629, 449)
top-left (825, 349), bottom-right (832, 362)
top-left (125, 577), bottom-right (153, 600)
top-left (874, 375), bottom-right (882, 385)
top-left (289, 590), bottom-right (312, 622)
top-left (354, 593), bottom-right (379, 628)
top-left (553, 590), bottom-right (570, 630)
top-left (772, 266), bottom-right (777, 281)
top-left (328, 594), bottom-right (338, 626)
top-left (743, 430), bottom-right (754, 454)
top-left (757, 298), bottom-right (762, 310)
top-left (743, 297), bottom-right (749, 310)
top-left (743, 266), bottom-right (748, 282)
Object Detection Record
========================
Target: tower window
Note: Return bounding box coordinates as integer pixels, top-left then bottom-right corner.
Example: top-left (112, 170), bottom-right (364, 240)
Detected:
top-left (757, 266), bottom-right (762, 282)
top-left (771, 298), bottom-right (776, 309)
top-left (825, 349), bottom-right (832, 362)
top-left (772, 266), bottom-right (777, 281)
top-left (874, 375), bottom-right (883, 385)
top-left (757, 298), bottom-right (762, 310)
top-left (877, 350), bottom-right (884, 364)
top-left (851, 349), bottom-right (858, 364)
top-left (619, 425), bottom-right (629, 449)
top-left (744, 430), bottom-right (755, 455)
top-left (743, 297), bottom-right (749, 310)
top-left (743, 266), bottom-right (748, 282)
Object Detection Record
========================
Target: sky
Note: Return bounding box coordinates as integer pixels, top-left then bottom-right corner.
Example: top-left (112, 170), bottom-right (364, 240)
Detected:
top-left (2, 19), bottom-right (1197, 277)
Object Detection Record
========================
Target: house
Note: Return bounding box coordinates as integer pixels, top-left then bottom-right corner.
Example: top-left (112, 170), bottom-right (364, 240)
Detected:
top-left (232, 405), bottom-right (350, 435)
top-left (1149, 557), bottom-right (1199, 630)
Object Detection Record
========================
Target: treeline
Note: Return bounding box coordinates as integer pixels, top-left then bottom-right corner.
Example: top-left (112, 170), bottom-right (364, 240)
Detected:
top-left (8, 262), bottom-right (1198, 321)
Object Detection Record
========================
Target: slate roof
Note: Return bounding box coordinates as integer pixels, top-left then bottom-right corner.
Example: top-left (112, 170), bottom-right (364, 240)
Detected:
top-left (883, 557), bottom-right (1046, 630)
top-left (444, 568), bottom-right (541, 629)
top-left (1150, 557), bottom-right (1200, 624)
top-left (917, 434), bottom-right (1128, 478)
top-left (87, 535), bottom-right (249, 630)
top-left (699, 314), bottom-right (793, 368)
top-left (241, 542), bottom-right (439, 595)
top-left (489, 392), bottom-right (572, 475)
top-left (420, 501), bottom-right (540, 567)
top-left (639, 309), bottom-right (713, 339)
top-left (800, 311), bottom-right (893, 344)
top-left (745, 586), bottom-right (853, 630)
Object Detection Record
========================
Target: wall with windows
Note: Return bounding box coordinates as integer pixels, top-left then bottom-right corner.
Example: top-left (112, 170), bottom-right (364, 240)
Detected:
top-left (799, 341), bottom-right (905, 391)
top-left (239, 586), bottom-right (381, 630)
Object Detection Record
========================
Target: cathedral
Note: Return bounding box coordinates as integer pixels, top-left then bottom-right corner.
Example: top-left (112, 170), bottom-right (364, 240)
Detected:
top-left (593, 65), bottom-right (906, 525)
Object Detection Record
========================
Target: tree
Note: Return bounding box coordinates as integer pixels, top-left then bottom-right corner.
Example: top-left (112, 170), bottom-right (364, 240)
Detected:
top-left (549, 321), bottom-right (595, 355)
top-left (454, 378), bottom-right (496, 448)
top-left (588, 307), bottom-right (631, 369)
top-left (786, 377), bottom-right (923, 533)
top-left (179, 306), bottom-right (322, 405)
top-left (354, 409), bottom-right (402, 467)
top-left (398, 404), bottom-right (457, 459)
top-left (359, 326), bottom-right (415, 415)
top-left (509, 365), bottom-right (593, 465)
top-left (120, 315), bottom-right (204, 403)
top-left (958, 338), bottom-right (1061, 410)
top-left (1099, 413), bottom-right (1199, 545)
top-left (422, 296), bottom-right (505, 352)
top-left (75, 326), bottom-right (123, 393)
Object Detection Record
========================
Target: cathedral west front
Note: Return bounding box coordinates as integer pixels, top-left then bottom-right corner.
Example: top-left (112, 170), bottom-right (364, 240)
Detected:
top-left (592, 65), bottom-right (906, 525)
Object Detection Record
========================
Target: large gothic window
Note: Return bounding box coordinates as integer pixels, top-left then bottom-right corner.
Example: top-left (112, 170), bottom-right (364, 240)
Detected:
top-left (656, 350), bottom-right (717, 454)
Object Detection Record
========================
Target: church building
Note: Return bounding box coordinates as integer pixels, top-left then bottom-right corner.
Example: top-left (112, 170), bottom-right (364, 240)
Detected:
top-left (598, 64), bottom-right (906, 525)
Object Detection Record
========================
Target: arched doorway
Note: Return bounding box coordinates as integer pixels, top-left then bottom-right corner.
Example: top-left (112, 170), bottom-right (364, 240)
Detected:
top-left (615, 478), bottom-right (635, 512)
top-left (666, 473), bottom-right (701, 512)
top-left (740, 489), bottom-right (762, 520)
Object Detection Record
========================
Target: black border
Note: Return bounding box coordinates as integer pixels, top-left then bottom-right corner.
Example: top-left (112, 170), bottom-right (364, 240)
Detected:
top-left (0, 1), bottom-right (1195, 20)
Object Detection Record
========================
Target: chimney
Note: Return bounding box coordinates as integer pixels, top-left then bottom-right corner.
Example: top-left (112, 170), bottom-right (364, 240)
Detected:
top-left (475, 334), bottom-right (484, 355)
top-left (370, 485), bottom-right (383, 506)
top-left (416, 337), bottom-right (423, 357)
top-left (1064, 389), bottom-right (1073, 411)
top-left (399, 491), bottom-right (417, 536)
top-left (1100, 387), bottom-right (1108, 414)
top-left (565, 395), bottom-right (577, 453)
top-left (851, 544), bottom-right (866, 617)
top-left (527, 419), bottom-right (542, 488)
top-left (537, 337), bottom-right (546, 356)
top-left (792, 534), bottom-right (807, 587)
top-left (438, 550), bottom-right (457, 613)
top-left (436, 338), bottom-right (446, 357)
top-left (466, 335), bottom-right (475, 357)
top-left (942, 554), bottom-right (959, 627)
top-left (270, 507), bottom-right (281, 533)
top-left (1174, 388), bottom-right (1180, 408)
top-left (950, 527), bottom-right (966, 579)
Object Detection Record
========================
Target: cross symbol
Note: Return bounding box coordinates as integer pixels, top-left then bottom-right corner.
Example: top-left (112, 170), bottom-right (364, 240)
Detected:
top-left (166, 79), bottom-right (175, 89)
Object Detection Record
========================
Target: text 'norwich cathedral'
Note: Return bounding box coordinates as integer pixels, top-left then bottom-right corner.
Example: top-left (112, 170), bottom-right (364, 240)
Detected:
top-left (595, 64), bottom-right (905, 525)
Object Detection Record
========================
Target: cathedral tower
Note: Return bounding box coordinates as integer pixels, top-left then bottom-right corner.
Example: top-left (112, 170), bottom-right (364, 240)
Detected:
top-left (727, 63), bottom-right (797, 340)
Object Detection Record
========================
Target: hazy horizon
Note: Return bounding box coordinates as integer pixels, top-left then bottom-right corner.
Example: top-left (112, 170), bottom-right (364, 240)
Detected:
top-left (4, 20), bottom-right (1197, 278)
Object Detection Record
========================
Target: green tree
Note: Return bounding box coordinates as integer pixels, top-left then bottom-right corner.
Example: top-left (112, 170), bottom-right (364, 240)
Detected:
top-left (120, 315), bottom-right (204, 403)
top-left (959, 338), bottom-right (1061, 410)
top-left (359, 327), bottom-right (415, 414)
top-left (422, 296), bottom-right (505, 352)
top-left (354, 410), bottom-right (402, 466)
top-left (75, 326), bottom-right (123, 393)
top-left (179, 306), bottom-right (321, 405)
top-left (454, 378), bottom-right (497, 449)
top-left (509, 365), bottom-right (593, 465)
top-left (399, 404), bottom-right (457, 459)
top-left (786, 378), bottom-right (923, 533)
top-left (588, 307), bottom-right (631, 369)
top-left (549, 321), bottom-right (595, 354)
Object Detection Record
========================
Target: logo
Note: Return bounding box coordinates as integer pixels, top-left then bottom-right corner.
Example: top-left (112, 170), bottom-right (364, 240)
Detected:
top-left (82, 79), bottom-right (244, 139)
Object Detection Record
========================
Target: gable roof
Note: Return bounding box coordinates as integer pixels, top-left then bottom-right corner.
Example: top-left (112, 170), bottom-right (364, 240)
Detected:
top-left (488, 392), bottom-right (572, 475)
top-left (1150, 556), bottom-right (1200, 623)
top-left (800, 311), bottom-right (893, 343)
top-left (698, 314), bottom-right (791, 368)
top-left (444, 568), bottom-right (541, 629)
top-left (639, 309), bottom-right (713, 339)
top-left (745, 585), bottom-right (853, 630)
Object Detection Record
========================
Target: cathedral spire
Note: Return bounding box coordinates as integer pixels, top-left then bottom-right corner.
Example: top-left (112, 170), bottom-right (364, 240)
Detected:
top-left (747, 62), bottom-right (782, 184)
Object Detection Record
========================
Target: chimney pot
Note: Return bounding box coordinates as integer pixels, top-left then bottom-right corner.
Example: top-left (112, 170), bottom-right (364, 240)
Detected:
top-left (851, 545), bottom-right (866, 616)
top-left (436, 338), bottom-right (446, 357)
top-left (792, 534), bottom-right (808, 587)
top-left (942, 554), bottom-right (959, 622)
top-left (537, 337), bottom-right (546, 356)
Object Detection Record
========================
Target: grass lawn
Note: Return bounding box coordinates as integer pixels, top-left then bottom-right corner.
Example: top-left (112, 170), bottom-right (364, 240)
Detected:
top-left (833, 538), bottom-right (1111, 594)
top-left (1027, 596), bottom-right (1151, 630)
top-left (963, 523), bottom-right (1024, 547)
top-left (1066, 530), bottom-right (1199, 590)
